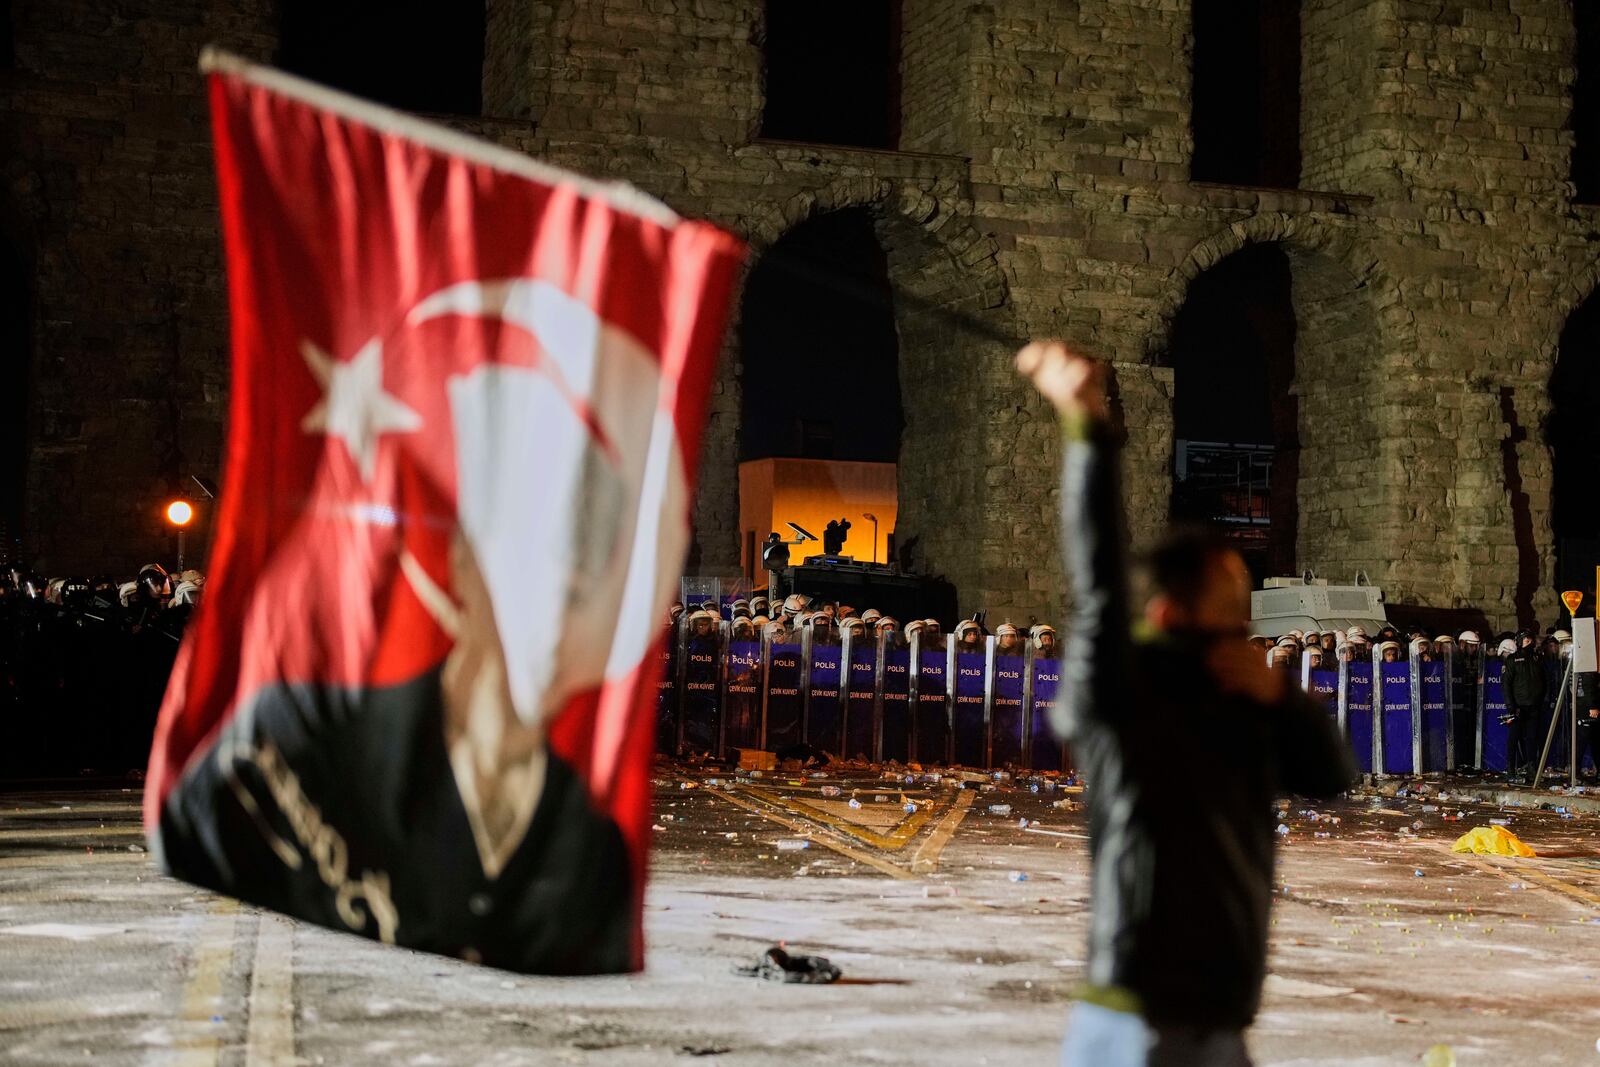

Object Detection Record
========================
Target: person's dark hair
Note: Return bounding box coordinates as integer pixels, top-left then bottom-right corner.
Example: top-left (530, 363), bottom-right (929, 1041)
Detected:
top-left (1143, 525), bottom-right (1237, 607)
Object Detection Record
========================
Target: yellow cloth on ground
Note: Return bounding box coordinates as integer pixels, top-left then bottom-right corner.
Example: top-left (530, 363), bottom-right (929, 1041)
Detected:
top-left (1451, 825), bottom-right (1536, 857)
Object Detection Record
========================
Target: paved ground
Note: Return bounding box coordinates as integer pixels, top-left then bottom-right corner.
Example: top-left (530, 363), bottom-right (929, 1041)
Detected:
top-left (3, 767), bottom-right (1599, 1066)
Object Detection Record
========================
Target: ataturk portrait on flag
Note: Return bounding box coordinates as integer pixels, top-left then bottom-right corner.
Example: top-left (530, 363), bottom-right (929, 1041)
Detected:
top-left (143, 52), bottom-right (743, 974)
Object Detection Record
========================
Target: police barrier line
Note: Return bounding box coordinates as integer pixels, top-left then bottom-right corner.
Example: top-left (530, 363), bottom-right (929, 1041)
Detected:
top-left (1299, 644), bottom-right (1582, 776)
top-left (655, 622), bottom-right (1068, 771)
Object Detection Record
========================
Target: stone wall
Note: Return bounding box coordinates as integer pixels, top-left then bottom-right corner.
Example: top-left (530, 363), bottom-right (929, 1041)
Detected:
top-left (7, 0), bottom-right (1600, 629)
top-left (0, 1), bottom-right (277, 573)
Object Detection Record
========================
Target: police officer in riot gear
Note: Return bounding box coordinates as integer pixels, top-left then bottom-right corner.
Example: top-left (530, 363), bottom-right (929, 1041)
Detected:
top-left (1031, 623), bottom-right (1058, 656)
top-left (955, 619), bottom-right (984, 650)
top-left (995, 622), bottom-right (1023, 655)
top-left (1504, 630), bottom-right (1546, 783)
top-left (1578, 661), bottom-right (1600, 784)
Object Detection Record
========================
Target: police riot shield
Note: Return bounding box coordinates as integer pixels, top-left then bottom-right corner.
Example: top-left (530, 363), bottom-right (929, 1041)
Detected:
top-left (1374, 646), bottom-right (1413, 775)
top-left (879, 628), bottom-right (912, 763)
top-left (717, 577), bottom-right (753, 621)
top-left (656, 617), bottom-right (682, 754)
top-left (840, 625), bottom-right (879, 761)
top-left (722, 624), bottom-right (763, 752)
top-left (952, 635), bottom-right (989, 767)
top-left (678, 610), bottom-right (723, 755)
top-left (681, 577), bottom-right (722, 620)
top-left (911, 630), bottom-right (951, 766)
top-left (803, 622), bottom-right (845, 757)
top-left (763, 626), bottom-right (805, 752)
top-left (990, 639), bottom-right (1027, 768)
top-left (1414, 647), bottom-right (1448, 773)
top-left (1303, 650), bottom-right (1338, 720)
top-left (1343, 652), bottom-right (1375, 774)
top-left (1480, 654), bottom-right (1509, 772)
top-left (1450, 642), bottom-right (1480, 769)
top-left (1026, 642), bottom-right (1063, 771)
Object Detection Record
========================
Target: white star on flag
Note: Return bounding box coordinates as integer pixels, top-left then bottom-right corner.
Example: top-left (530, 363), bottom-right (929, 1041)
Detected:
top-left (299, 337), bottom-right (423, 482)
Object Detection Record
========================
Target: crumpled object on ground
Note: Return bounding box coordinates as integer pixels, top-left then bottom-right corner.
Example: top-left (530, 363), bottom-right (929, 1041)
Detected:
top-left (1451, 825), bottom-right (1536, 857)
top-left (734, 945), bottom-right (841, 984)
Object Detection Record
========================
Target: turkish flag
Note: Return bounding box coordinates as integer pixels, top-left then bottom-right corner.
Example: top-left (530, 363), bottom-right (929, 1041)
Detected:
top-left (144, 53), bottom-right (743, 973)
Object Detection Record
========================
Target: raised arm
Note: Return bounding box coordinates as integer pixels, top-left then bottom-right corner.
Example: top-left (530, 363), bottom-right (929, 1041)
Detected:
top-left (1015, 343), bottom-right (1131, 741)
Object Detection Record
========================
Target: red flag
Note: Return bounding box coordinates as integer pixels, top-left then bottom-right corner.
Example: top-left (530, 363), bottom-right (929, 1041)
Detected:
top-left (144, 51), bottom-right (743, 973)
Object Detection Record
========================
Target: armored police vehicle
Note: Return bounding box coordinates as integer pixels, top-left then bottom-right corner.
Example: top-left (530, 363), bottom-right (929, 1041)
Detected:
top-left (1248, 576), bottom-right (1390, 640)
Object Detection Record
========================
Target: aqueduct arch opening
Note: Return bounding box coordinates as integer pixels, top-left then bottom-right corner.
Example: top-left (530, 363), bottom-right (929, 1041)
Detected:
top-left (1157, 233), bottom-right (1388, 587)
top-left (708, 182), bottom-right (1017, 615)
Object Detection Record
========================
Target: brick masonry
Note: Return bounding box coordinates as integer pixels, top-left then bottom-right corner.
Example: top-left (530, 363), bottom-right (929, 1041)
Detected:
top-left (4, 0), bottom-right (1597, 630)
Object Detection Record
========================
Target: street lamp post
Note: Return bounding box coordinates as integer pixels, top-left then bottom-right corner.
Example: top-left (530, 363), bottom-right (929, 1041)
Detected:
top-left (863, 513), bottom-right (878, 564)
top-left (166, 499), bottom-right (194, 571)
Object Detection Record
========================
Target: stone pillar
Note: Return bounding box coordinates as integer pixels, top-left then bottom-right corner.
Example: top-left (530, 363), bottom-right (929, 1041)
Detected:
top-left (1303, 0), bottom-right (1574, 207)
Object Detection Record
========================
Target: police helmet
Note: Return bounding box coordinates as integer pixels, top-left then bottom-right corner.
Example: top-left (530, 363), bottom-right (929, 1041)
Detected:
top-left (1553, 629), bottom-right (1572, 642)
top-left (1496, 637), bottom-right (1517, 656)
top-left (1457, 630), bottom-right (1480, 645)
top-left (903, 619), bottom-right (927, 639)
top-left (875, 616), bottom-right (900, 634)
top-left (860, 609), bottom-right (882, 626)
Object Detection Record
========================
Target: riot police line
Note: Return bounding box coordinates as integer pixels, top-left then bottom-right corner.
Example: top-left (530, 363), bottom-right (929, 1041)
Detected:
top-left (655, 612), bottom-right (1069, 770)
top-left (1296, 640), bottom-right (1595, 781)
top-left (0, 564), bottom-right (198, 778)
top-left (655, 613), bottom-right (1600, 780)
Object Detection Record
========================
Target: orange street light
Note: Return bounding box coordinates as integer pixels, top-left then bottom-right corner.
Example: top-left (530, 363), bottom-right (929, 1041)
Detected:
top-left (166, 499), bottom-right (195, 570)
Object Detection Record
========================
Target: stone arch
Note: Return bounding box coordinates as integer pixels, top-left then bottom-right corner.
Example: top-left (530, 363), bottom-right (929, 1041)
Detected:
top-left (1148, 217), bottom-right (1399, 589)
top-left (1143, 213), bottom-right (1412, 363)
top-left (740, 177), bottom-right (1010, 309)
top-left (692, 176), bottom-right (1031, 619)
